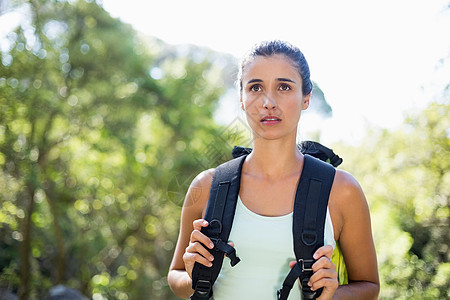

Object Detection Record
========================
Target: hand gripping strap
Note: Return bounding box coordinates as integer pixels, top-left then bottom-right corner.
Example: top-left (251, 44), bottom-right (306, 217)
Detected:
top-left (278, 155), bottom-right (336, 300)
top-left (190, 155), bottom-right (246, 300)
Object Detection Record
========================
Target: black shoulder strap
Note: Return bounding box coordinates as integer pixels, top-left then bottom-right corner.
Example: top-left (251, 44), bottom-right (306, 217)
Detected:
top-left (277, 155), bottom-right (336, 300)
top-left (293, 154), bottom-right (335, 259)
top-left (190, 155), bottom-right (246, 299)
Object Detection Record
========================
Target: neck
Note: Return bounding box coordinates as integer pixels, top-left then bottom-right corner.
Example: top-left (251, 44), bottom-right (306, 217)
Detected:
top-left (246, 137), bottom-right (303, 179)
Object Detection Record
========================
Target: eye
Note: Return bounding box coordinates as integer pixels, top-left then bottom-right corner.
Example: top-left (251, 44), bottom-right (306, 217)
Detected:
top-left (279, 83), bottom-right (291, 91)
top-left (249, 84), bottom-right (262, 92)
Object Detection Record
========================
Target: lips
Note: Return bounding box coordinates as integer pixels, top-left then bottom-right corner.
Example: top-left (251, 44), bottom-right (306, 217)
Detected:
top-left (260, 115), bottom-right (282, 125)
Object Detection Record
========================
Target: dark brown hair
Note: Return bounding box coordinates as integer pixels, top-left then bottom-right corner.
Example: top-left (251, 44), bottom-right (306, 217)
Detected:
top-left (238, 40), bottom-right (312, 96)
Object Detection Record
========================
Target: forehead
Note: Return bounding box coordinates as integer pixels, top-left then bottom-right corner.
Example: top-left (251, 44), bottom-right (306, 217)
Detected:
top-left (242, 54), bottom-right (300, 80)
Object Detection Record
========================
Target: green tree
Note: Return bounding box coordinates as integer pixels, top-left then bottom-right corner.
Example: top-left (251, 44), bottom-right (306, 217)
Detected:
top-left (333, 98), bottom-right (449, 299)
top-left (0, 0), bottom-right (230, 299)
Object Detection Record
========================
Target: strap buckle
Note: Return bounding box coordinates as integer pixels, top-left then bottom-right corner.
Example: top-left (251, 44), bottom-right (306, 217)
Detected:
top-left (298, 258), bottom-right (314, 272)
top-left (193, 280), bottom-right (211, 298)
top-left (298, 259), bottom-right (320, 299)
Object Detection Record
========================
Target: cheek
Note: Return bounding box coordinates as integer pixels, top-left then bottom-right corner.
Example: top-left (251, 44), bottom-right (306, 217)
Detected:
top-left (242, 94), bottom-right (258, 111)
top-left (284, 95), bottom-right (303, 111)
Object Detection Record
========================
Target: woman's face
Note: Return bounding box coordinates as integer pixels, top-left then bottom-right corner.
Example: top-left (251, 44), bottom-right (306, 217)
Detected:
top-left (240, 54), bottom-right (310, 142)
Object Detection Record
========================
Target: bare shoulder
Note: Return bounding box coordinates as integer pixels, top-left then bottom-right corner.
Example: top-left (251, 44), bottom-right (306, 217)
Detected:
top-left (332, 169), bottom-right (365, 203)
top-left (183, 168), bottom-right (215, 216)
top-left (329, 169), bottom-right (369, 238)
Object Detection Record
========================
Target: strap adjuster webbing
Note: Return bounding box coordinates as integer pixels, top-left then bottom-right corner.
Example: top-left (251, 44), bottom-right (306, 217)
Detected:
top-left (276, 263), bottom-right (302, 300)
top-left (210, 238), bottom-right (240, 266)
top-left (276, 258), bottom-right (320, 300)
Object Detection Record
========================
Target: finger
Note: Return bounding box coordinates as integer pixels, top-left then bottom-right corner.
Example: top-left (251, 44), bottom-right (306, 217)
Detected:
top-left (187, 241), bottom-right (214, 262)
top-left (192, 219), bottom-right (209, 231)
top-left (313, 244), bottom-right (333, 261)
top-left (183, 239), bottom-right (215, 278)
top-left (309, 267), bottom-right (337, 285)
top-left (309, 258), bottom-right (337, 292)
top-left (309, 276), bottom-right (338, 293)
top-left (312, 256), bottom-right (335, 272)
top-left (183, 251), bottom-right (213, 269)
top-left (190, 228), bottom-right (214, 249)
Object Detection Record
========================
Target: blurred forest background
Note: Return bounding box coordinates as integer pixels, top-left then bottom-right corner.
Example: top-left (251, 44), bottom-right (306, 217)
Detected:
top-left (0, 0), bottom-right (448, 299)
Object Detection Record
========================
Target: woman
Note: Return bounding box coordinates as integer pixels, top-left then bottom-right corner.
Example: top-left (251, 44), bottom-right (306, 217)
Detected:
top-left (168, 40), bottom-right (379, 299)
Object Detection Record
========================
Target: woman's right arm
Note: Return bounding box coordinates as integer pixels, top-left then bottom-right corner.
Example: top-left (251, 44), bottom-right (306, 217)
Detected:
top-left (168, 169), bottom-right (215, 299)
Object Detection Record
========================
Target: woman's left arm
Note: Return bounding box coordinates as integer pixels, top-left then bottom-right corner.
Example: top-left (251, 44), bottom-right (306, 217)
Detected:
top-left (330, 170), bottom-right (380, 300)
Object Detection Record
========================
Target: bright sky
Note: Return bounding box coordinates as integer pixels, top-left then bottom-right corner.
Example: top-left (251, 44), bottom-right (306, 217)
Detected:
top-left (100, 0), bottom-right (450, 144)
top-left (2, 0), bottom-right (449, 144)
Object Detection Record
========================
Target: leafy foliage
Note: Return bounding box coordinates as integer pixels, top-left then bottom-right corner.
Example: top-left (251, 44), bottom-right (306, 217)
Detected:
top-left (0, 1), bottom-right (448, 299)
top-left (0, 0), bottom-right (231, 298)
top-left (333, 100), bottom-right (449, 299)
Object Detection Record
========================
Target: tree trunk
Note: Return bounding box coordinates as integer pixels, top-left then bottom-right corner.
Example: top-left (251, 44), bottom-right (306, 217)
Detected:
top-left (18, 183), bottom-right (36, 300)
top-left (46, 185), bottom-right (66, 283)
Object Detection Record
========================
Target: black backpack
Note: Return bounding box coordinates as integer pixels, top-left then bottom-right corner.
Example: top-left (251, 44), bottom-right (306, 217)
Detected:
top-left (190, 141), bottom-right (342, 300)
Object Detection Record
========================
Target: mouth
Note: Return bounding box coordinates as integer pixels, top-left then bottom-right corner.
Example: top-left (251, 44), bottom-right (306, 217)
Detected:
top-left (260, 115), bottom-right (282, 125)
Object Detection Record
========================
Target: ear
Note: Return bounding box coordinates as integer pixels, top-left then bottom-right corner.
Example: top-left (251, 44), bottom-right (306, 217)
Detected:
top-left (240, 97), bottom-right (245, 111)
top-left (302, 93), bottom-right (311, 110)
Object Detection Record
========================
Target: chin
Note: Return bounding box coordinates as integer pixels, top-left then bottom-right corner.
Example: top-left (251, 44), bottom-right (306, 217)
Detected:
top-left (252, 132), bottom-right (288, 141)
top-left (251, 127), bottom-right (298, 142)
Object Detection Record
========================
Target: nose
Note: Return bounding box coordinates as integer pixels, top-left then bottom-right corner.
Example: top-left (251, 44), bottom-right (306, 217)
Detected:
top-left (263, 94), bottom-right (277, 110)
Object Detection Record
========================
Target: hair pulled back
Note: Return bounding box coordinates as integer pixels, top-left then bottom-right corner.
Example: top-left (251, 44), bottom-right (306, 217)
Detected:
top-left (238, 40), bottom-right (313, 96)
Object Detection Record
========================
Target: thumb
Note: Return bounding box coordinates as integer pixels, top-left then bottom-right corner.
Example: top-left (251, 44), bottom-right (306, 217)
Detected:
top-left (289, 261), bottom-right (297, 269)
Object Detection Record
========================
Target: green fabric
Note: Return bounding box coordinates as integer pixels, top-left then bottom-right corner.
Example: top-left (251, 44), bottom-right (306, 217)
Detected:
top-left (332, 242), bottom-right (348, 285)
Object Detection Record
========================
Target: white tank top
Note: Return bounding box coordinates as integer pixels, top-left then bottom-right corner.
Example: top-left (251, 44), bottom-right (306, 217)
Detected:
top-left (212, 196), bottom-right (335, 300)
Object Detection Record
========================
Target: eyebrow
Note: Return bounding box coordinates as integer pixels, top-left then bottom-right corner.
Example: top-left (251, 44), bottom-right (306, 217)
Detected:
top-left (246, 78), bottom-right (297, 85)
top-left (246, 79), bottom-right (263, 85)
